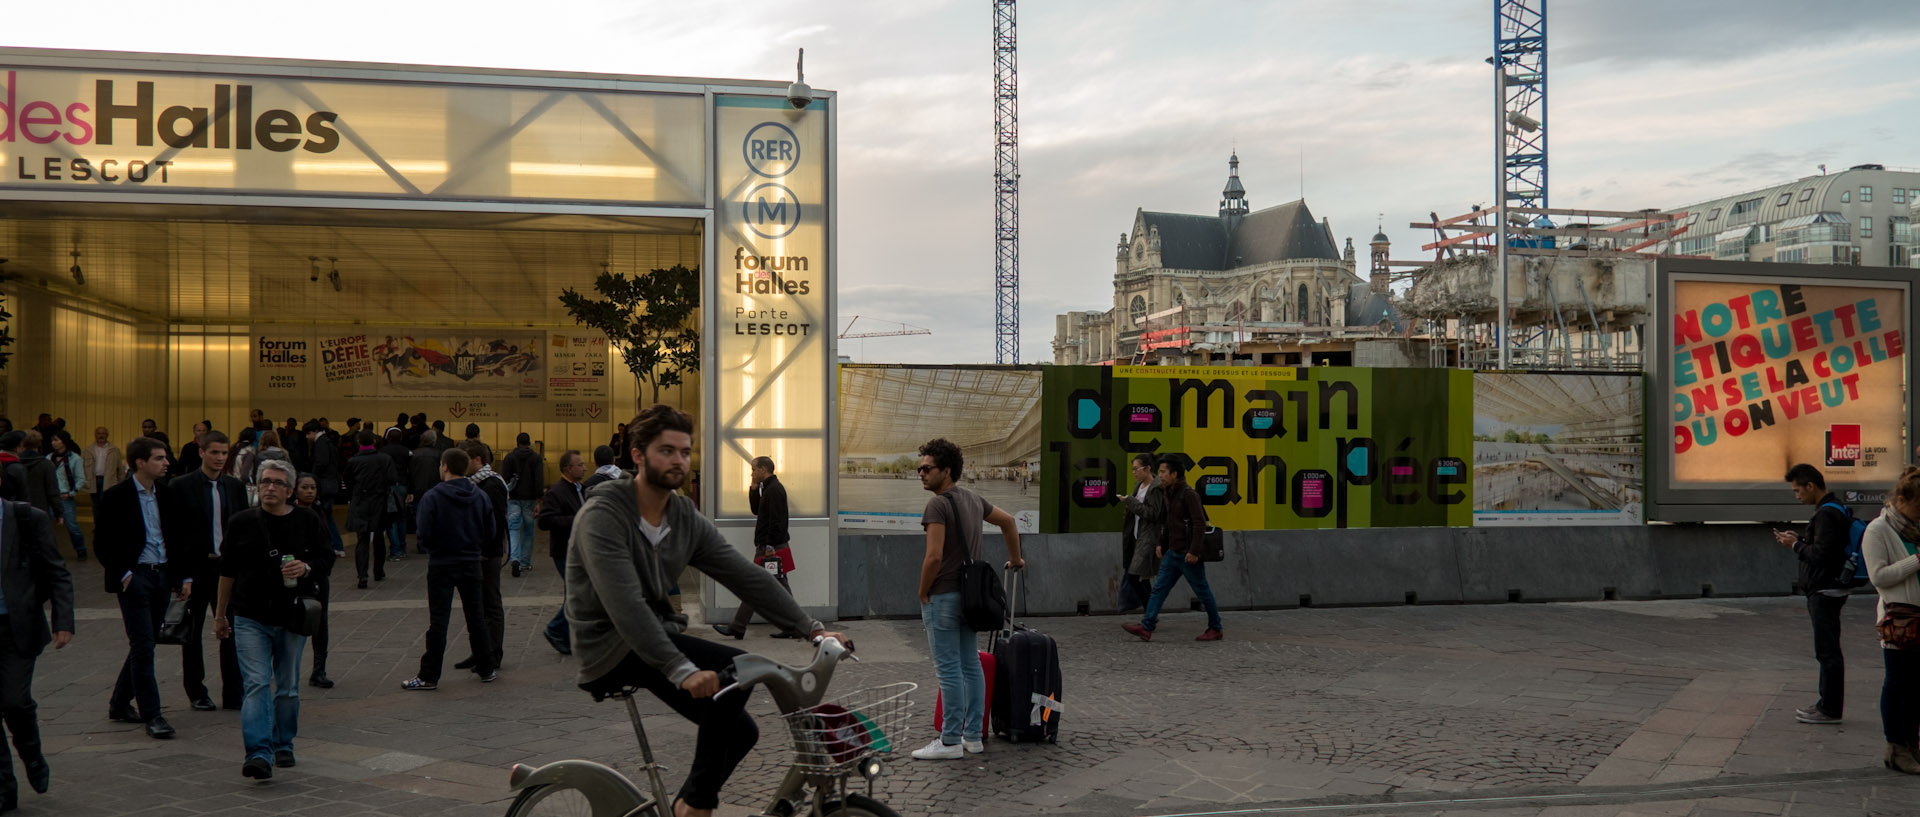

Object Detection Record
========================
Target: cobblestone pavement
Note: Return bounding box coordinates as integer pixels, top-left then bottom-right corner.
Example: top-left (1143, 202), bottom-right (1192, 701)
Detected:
top-left (27, 553), bottom-right (1920, 816)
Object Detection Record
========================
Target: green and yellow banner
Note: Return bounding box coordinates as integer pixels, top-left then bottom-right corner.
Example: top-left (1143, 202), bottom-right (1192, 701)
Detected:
top-left (1042, 365), bottom-right (1474, 532)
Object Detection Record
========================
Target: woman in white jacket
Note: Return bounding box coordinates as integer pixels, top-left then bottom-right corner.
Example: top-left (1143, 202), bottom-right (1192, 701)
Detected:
top-left (1863, 466), bottom-right (1920, 774)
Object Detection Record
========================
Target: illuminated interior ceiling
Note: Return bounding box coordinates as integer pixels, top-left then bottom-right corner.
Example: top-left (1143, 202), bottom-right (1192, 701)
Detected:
top-left (1474, 373), bottom-right (1642, 441)
top-left (839, 365), bottom-right (1042, 461)
top-left (0, 203), bottom-right (702, 327)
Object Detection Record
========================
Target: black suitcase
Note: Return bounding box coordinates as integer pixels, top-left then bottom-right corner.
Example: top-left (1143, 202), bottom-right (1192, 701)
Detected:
top-left (990, 568), bottom-right (1062, 743)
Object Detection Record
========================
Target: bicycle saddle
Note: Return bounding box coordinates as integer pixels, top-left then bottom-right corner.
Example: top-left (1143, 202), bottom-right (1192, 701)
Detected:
top-left (589, 684), bottom-right (644, 702)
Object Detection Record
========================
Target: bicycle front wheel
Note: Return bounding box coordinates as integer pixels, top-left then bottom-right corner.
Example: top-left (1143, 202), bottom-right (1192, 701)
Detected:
top-left (506, 783), bottom-right (659, 817)
top-left (822, 794), bottom-right (905, 817)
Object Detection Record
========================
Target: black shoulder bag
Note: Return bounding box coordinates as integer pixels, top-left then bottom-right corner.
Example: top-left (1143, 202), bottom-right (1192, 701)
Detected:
top-left (949, 493), bottom-right (1008, 631)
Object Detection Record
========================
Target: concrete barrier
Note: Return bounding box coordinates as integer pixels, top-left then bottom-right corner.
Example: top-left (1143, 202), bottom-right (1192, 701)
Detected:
top-left (832, 524), bottom-right (1798, 619)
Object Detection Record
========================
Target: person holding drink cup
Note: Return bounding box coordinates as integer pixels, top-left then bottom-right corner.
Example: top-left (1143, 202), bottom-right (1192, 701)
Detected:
top-left (212, 459), bottom-right (330, 780)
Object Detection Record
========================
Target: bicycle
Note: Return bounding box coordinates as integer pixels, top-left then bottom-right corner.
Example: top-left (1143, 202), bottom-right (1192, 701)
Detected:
top-left (505, 636), bottom-right (914, 817)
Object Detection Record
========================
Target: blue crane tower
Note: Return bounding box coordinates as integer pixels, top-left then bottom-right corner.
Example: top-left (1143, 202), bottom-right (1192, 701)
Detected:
top-left (992, 0), bottom-right (1020, 363)
top-left (1496, 0), bottom-right (1547, 212)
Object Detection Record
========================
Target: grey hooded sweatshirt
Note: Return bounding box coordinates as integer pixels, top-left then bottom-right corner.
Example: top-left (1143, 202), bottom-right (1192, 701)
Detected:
top-left (566, 478), bottom-right (824, 687)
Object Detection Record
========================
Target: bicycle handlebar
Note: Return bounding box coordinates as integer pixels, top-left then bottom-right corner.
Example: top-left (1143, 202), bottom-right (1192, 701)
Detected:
top-left (713, 635), bottom-right (854, 700)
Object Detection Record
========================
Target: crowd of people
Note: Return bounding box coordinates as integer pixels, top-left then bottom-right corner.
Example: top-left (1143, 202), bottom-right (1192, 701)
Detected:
top-left (0, 409), bottom-right (651, 796)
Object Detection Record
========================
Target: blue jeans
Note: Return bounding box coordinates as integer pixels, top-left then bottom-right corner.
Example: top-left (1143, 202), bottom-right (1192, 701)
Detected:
top-left (507, 499), bottom-right (537, 567)
top-left (57, 496), bottom-right (86, 556)
top-left (920, 591), bottom-right (983, 745)
top-left (387, 486), bottom-right (409, 558)
top-left (233, 615), bottom-right (306, 762)
top-left (1140, 551), bottom-right (1223, 633)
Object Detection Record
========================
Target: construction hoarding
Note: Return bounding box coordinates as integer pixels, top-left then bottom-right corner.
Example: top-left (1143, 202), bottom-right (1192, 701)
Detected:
top-left (1651, 259), bottom-right (1915, 521)
top-left (1041, 365), bottom-right (1476, 533)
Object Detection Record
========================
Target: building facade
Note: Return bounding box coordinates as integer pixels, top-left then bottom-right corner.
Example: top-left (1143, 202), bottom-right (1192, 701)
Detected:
top-left (1052, 154), bottom-right (1406, 367)
top-left (1658, 164), bottom-right (1920, 267)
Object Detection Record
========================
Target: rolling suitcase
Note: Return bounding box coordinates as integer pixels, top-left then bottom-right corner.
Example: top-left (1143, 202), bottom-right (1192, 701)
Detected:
top-left (991, 568), bottom-right (1062, 743)
top-left (931, 650), bottom-right (995, 735)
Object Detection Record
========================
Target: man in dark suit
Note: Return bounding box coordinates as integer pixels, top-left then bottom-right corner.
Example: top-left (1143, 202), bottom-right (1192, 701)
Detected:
top-left (0, 487), bottom-right (75, 810)
top-left (534, 450), bottom-right (587, 655)
top-left (166, 431), bottom-right (245, 711)
top-left (95, 436), bottom-right (185, 739)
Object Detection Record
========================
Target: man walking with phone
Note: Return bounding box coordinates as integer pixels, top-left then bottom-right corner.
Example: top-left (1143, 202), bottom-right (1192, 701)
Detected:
top-left (1775, 463), bottom-right (1853, 725)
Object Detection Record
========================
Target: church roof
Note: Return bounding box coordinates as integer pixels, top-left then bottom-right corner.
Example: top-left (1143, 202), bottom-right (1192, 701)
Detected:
top-left (1138, 199), bottom-right (1339, 271)
top-left (1138, 212), bottom-right (1230, 270)
top-left (1345, 282), bottom-right (1406, 332)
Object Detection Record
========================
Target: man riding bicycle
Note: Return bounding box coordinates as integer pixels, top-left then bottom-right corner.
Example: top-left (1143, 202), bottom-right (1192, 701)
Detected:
top-left (568, 405), bottom-right (849, 817)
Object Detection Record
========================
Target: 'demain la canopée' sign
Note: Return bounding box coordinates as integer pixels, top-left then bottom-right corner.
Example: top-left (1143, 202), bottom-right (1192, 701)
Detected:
top-left (0, 66), bottom-right (707, 204)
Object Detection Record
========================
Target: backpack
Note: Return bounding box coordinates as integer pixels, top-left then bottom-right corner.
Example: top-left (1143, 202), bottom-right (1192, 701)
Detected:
top-left (1818, 502), bottom-right (1870, 587)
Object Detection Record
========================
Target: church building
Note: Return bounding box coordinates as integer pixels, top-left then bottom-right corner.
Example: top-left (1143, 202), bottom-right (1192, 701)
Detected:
top-left (1053, 153), bottom-right (1407, 367)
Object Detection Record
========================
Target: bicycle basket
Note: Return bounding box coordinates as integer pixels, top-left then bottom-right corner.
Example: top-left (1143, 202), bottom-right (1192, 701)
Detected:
top-left (782, 682), bottom-right (916, 775)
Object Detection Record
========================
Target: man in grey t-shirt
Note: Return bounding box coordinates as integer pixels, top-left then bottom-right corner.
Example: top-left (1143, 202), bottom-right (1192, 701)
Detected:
top-left (912, 438), bottom-right (1024, 760)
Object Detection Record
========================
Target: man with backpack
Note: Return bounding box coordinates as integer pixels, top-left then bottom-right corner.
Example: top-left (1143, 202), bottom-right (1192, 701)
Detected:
top-left (1123, 455), bottom-right (1224, 643)
top-left (1775, 463), bottom-right (1857, 725)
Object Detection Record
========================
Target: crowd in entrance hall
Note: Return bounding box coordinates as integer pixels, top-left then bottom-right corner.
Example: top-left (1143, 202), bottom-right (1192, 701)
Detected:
top-left (0, 407), bottom-right (662, 789)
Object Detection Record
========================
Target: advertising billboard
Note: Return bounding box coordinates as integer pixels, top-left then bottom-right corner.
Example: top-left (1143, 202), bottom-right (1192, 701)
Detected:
top-left (1651, 259), bottom-right (1914, 520)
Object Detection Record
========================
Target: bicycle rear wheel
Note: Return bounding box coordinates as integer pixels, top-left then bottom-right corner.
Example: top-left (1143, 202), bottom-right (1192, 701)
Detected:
top-left (822, 793), bottom-right (904, 817)
top-left (506, 783), bottom-right (659, 817)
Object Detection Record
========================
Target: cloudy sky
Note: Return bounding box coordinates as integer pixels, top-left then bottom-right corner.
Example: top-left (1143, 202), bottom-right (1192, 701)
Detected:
top-left (11, 1), bottom-right (1919, 363)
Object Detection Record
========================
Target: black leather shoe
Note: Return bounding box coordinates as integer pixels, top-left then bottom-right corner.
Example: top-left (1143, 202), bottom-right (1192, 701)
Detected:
top-left (357, 579), bottom-right (368, 589)
top-left (510, 562), bottom-right (521, 578)
top-left (274, 750), bottom-right (296, 768)
top-left (190, 698), bottom-right (216, 712)
top-left (242, 757), bottom-right (272, 780)
top-left (146, 717), bottom-right (176, 739)
top-left (453, 656), bottom-right (477, 670)
top-left (108, 708), bottom-right (142, 723)
top-left (711, 624), bottom-right (745, 640)
top-left (309, 673), bottom-right (334, 689)
top-left (24, 758), bottom-right (48, 794)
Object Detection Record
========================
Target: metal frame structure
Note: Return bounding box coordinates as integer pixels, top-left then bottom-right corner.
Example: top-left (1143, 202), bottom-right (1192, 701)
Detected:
top-left (992, 0), bottom-right (1020, 363)
top-left (1494, 0), bottom-right (1546, 369)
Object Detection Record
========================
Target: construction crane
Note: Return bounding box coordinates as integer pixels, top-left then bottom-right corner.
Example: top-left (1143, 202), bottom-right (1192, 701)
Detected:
top-left (1493, 0), bottom-right (1547, 370)
top-left (839, 316), bottom-right (933, 340)
top-left (992, 0), bottom-right (1020, 363)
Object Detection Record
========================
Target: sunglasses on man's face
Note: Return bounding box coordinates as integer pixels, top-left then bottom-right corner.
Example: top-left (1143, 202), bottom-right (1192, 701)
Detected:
top-left (917, 465), bottom-right (936, 474)
top-left (258, 478), bottom-right (291, 489)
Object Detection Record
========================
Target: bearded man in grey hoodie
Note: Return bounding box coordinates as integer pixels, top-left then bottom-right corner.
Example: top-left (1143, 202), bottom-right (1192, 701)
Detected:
top-left (566, 405), bottom-right (848, 817)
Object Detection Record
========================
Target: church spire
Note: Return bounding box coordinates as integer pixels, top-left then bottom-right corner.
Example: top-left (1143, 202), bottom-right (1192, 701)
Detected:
top-left (1219, 151), bottom-right (1248, 223)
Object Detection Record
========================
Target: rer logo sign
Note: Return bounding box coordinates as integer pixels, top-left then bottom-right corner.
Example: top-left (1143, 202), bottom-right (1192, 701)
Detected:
top-left (743, 121), bottom-right (801, 178)
top-left (1826, 423), bottom-right (1863, 467)
top-left (743, 182), bottom-right (800, 239)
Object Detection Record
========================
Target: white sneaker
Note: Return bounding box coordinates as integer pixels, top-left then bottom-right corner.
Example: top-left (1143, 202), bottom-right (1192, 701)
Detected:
top-left (911, 738), bottom-right (965, 760)
top-left (962, 738), bottom-right (985, 755)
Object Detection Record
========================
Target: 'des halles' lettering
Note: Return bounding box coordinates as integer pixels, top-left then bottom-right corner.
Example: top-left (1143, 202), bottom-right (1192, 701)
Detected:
top-left (0, 72), bottom-right (341, 154)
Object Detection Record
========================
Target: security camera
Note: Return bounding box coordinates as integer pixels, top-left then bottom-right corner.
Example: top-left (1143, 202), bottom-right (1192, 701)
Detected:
top-left (309, 256), bottom-right (320, 283)
top-left (786, 48), bottom-right (812, 109)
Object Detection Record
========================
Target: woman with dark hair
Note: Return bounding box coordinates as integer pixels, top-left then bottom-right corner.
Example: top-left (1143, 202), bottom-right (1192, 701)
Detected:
top-left (293, 472), bottom-right (343, 688)
top-left (380, 429), bottom-right (413, 559)
top-left (230, 426), bottom-right (261, 482)
top-left (48, 433), bottom-right (89, 561)
top-left (1866, 466), bottom-right (1920, 774)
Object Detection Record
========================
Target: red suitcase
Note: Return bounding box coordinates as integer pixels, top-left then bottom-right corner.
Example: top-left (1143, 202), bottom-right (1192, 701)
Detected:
top-left (931, 650), bottom-right (995, 734)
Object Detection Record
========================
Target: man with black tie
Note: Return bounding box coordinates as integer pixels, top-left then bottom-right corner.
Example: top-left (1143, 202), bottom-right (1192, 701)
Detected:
top-left (96, 437), bottom-right (184, 739)
top-left (0, 478), bottom-right (75, 810)
top-left (167, 431), bottom-right (245, 712)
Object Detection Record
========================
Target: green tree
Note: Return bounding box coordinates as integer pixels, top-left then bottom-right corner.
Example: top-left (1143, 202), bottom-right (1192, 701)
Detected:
top-left (559, 264), bottom-right (701, 408)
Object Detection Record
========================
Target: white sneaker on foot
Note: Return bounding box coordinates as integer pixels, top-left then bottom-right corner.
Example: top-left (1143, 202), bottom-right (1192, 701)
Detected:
top-left (911, 738), bottom-right (964, 760)
top-left (962, 738), bottom-right (985, 755)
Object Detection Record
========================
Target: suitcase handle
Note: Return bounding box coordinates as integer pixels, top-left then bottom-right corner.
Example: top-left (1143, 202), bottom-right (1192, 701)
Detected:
top-left (1002, 565), bottom-right (1027, 633)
